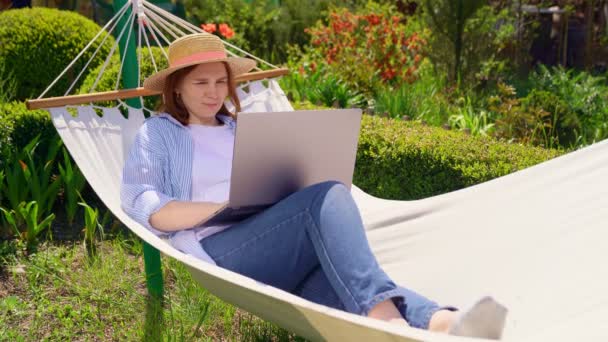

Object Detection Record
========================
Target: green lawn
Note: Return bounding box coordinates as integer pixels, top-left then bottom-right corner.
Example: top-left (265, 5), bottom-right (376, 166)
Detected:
top-left (0, 236), bottom-right (304, 341)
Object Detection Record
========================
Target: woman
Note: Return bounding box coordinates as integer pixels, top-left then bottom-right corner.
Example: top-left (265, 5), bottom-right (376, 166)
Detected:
top-left (121, 33), bottom-right (507, 339)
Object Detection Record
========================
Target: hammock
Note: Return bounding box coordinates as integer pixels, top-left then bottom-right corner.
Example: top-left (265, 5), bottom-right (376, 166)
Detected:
top-left (27, 1), bottom-right (608, 341)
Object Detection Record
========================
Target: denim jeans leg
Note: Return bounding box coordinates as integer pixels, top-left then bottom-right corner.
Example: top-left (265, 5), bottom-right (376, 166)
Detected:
top-left (292, 265), bottom-right (345, 311)
top-left (201, 180), bottom-right (444, 320)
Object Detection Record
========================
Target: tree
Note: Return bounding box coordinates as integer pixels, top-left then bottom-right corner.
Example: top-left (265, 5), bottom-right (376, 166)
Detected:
top-left (421, 0), bottom-right (487, 85)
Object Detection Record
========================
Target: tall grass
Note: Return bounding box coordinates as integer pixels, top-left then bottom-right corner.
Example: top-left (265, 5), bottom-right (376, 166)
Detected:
top-left (373, 69), bottom-right (451, 125)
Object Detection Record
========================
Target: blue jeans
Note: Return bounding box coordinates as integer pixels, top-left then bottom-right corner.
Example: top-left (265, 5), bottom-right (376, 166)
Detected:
top-left (201, 181), bottom-right (449, 329)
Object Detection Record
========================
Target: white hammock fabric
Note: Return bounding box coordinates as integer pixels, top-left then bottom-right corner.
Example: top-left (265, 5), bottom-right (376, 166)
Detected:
top-left (48, 82), bottom-right (608, 341)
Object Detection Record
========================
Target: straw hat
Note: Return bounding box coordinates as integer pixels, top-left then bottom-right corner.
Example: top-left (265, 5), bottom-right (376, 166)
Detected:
top-left (143, 33), bottom-right (256, 91)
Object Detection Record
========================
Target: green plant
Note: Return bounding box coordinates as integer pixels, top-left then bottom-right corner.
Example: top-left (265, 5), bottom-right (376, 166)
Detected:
top-left (489, 83), bottom-right (550, 146)
top-left (373, 63), bottom-right (451, 125)
top-left (79, 202), bottom-right (105, 259)
top-left (0, 101), bottom-right (56, 158)
top-left (1, 201), bottom-right (55, 252)
top-left (526, 65), bottom-right (608, 145)
top-left (421, 2), bottom-right (514, 88)
top-left (0, 7), bottom-right (115, 100)
top-left (280, 64), bottom-right (366, 109)
top-left (521, 89), bottom-right (581, 148)
top-left (184, 0), bottom-right (342, 64)
top-left (0, 135), bottom-right (62, 221)
top-left (448, 97), bottom-right (495, 136)
top-left (58, 148), bottom-right (87, 227)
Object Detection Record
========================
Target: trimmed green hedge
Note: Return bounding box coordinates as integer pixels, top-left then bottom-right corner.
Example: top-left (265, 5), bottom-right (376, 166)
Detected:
top-left (0, 8), bottom-right (115, 100)
top-left (354, 115), bottom-right (562, 200)
top-left (0, 102), bottom-right (561, 201)
top-left (0, 102), bottom-right (55, 164)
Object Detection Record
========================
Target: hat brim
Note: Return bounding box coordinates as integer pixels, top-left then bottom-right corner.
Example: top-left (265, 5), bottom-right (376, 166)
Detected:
top-left (143, 57), bottom-right (256, 91)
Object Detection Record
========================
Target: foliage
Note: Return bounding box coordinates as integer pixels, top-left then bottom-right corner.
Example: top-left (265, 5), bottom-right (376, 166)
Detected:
top-left (0, 201), bottom-right (55, 252)
top-left (58, 148), bottom-right (87, 227)
top-left (0, 61), bottom-right (16, 103)
top-left (0, 135), bottom-right (62, 222)
top-left (0, 101), bottom-right (56, 160)
top-left (420, 2), bottom-right (514, 88)
top-left (280, 64), bottom-right (366, 109)
top-left (354, 115), bottom-right (561, 200)
top-left (372, 61), bottom-right (451, 125)
top-left (79, 47), bottom-right (168, 111)
top-left (302, 3), bottom-right (425, 94)
top-left (448, 97), bottom-right (495, 137)
top-left (521, 90), bottom-right (581, 148)
top-left (0, 7), bottom-right (115, 100)
top-left (79, 202), bottom-right (106, 260)
top-left (526, 65), bottom-right (608, 145)
top-left (489, 83), bottom-right (555, 147)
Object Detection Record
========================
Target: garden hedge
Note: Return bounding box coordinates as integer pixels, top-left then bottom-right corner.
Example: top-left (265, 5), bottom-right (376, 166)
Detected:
top-left (0, 7), bottom-right (115, 100)
top-left (0, 103), bottom-right (561, 200)
top-left (0, 101), bottom-right (55, 164)
top-left (354, 115), bottom-right (562, 200)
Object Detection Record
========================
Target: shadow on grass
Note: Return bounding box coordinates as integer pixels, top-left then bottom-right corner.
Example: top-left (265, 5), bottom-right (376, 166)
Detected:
top-left (144, 294), bottom-right (164, 341)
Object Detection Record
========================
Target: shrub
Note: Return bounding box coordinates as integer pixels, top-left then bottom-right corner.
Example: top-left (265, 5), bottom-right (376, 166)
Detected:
top-left (184, 0), bottom-right (349, 64)
top-left (0, 102), bottom-right (56, 160)
top-left (79, 47), bottom-right (168, 111)
top-left (302, 3), bottom-right (425, 94)
top-left (526, 65), bottom-right (608, 145)
top-left (355, 115), bottom-right (561, 200)
top-left (0, 7), bottom-right (115, 101)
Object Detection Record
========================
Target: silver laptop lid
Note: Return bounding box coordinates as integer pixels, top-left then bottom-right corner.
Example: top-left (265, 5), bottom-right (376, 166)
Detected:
top-left (228, 109), bottom-right (362, 208)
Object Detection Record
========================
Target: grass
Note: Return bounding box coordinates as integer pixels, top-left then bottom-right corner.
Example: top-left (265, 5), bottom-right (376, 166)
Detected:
top-left (0, 235), bottom-right (304, 341)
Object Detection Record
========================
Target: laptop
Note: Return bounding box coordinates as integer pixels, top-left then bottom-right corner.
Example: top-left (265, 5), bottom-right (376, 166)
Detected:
top-left (196, 108), bottom-right (363, 227)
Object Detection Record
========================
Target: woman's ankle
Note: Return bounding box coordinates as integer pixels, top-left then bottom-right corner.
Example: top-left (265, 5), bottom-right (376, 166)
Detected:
top-left (429, 309), bottom-right (458, 333)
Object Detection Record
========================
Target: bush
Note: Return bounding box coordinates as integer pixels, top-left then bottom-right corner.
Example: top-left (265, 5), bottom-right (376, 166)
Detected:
top-left (301, 3), bottom-right (425, 94)
top-left (354, 115), bottom-right (561, 200)
top-left (526, 65), bottom-right (608, 146)
top-left (0, 102), bottom-right (56, 162)
top-left (79, 47), bottom-right (168, 111)
top-left (184, 0), bottom-right (352, 64)
top-left (0, 7), bottom-right (115, 101)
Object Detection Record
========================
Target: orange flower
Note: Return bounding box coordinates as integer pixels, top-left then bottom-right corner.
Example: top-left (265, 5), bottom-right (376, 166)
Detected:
top-left (201, 23), bottom-right (217, 33)
top-left (219, 23), bottom-right (235, 39)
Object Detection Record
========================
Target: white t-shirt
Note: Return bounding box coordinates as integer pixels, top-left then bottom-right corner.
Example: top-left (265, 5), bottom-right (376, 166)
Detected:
top-left (170, 122), bottom-right (235, 263)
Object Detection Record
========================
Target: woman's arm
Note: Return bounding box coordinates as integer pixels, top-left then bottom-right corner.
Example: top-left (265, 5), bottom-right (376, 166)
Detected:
top-left (149, 200), bottom-right (226, 232)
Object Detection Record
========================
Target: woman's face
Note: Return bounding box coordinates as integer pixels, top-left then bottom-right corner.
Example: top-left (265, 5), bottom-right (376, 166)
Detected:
top-left (175, 62), bottom-right (229, 125)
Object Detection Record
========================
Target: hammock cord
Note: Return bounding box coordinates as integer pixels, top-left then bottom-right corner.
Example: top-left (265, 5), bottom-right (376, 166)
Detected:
top-left (89, 9), bottom-right (136, 94)
top-left (114, 10), bottom-right (138, 91)
top-left (38, 0), bottom-right (131, 99)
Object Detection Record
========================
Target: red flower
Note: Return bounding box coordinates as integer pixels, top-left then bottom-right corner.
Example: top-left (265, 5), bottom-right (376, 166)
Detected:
top-left (364, 14), bottom-right (380, 25)
top-left (219, 23), bottom-right (235, 39)
top-left (201, 23), bottom-right (217, 33)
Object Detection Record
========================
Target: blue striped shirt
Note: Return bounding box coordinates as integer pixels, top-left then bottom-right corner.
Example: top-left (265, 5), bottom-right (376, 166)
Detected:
top-left (120, 113), bottom-right (236, 236)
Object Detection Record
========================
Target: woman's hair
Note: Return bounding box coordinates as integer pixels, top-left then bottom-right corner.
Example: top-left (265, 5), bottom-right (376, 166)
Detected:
top-left (158, 62), bottom-right (241, 125)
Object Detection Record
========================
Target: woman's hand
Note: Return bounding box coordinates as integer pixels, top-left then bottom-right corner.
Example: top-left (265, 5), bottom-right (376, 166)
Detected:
top-left (149, 200), bottom-right (227, 232)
